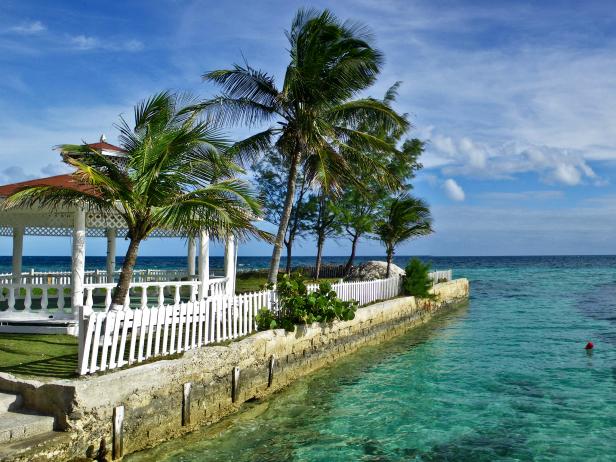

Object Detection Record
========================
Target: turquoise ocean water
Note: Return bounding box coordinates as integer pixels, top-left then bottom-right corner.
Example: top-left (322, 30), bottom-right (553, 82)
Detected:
top-left (92, 256), bottom-right (616, 460)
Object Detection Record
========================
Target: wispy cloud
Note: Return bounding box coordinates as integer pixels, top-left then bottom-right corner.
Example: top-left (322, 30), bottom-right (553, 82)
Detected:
top-left (2, 18), bottom-right (143, 54)
top-left (482, 190), bottom-right (564, 201)
top-left (69, 35), bottom-right (144, 52)
top-left (422, 129), bottom-right (601, 187)
top-left (7, 20), bottom-right (46, 35)
top-left (443, 178), bottom-right (465, 201)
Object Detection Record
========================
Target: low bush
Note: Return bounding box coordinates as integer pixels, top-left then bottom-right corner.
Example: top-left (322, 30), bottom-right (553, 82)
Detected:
top-left (255, 307), bottom-right (278, 331)
top-left (402, 258), bottom-right (436, 299)
top-left (255, 273), bottom-right (358, 331)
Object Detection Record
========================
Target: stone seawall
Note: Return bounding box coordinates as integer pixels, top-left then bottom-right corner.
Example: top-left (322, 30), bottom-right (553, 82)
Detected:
top-left (0, 278), bottom-right (469, 461)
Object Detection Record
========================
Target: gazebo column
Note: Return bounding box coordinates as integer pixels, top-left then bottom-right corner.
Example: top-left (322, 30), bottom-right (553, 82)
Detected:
top-left (187, 236), bottom-right (196, 276)
top-left (11, 225), bottom-right (24, 282)
top-left (71, 208), bottom-right (86, 312)
top-left (198, 231), bottom-right (209, 299)
top-left (224, 234), bottom-right (236, 296)
top-left (105, 228), bottom-right (116, 283)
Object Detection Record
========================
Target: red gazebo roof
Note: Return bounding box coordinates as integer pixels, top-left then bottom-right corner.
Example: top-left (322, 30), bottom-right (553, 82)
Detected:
top-left (85, 141), bottom-right (126, 153)
top-left (0, 174), bottom-right (96, 198)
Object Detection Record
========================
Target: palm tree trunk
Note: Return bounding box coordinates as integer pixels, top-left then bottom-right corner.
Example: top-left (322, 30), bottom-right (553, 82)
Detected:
top-left (314, 193), bottom-right (327, 280)
top-left (344, 233), bottom-right (360, 275)
top-left (267, 148), bottom-right (300, 284)
top-left (285, 184), bottom-right (306, 275)
top-left (385, 246), bottom-right (394, 278)
top-left (315, 233), bottom-right (325, 280)
top-left (285, 239), bottom-right (293, 274)
top-left (111, 237), bottom-right (141, 308)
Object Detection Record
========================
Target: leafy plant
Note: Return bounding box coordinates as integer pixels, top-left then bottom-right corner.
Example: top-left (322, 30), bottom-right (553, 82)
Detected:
top-left (256, 273), bottom-right (358, 331)
top-left (255, 307), bottom-right (278, 331)
top-left (402, 258), bottom-right (436, 300)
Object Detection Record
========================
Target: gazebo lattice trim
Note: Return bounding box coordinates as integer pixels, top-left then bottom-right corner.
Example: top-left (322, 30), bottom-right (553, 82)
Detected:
top-left (0, 226), bottom-right (183, 238)
top-left (0, 209), bottom-right (184, 237)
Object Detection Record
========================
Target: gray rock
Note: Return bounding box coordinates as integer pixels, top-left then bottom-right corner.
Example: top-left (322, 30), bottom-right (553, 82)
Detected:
top-left (346, 261), bottom-right (405, 281)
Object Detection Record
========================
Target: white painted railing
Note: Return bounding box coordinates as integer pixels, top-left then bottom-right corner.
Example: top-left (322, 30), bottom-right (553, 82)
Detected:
top-left (306, 276), bottom-right (403, 306)
top-left (0, 268), bottom-right (195, 286)
top-left (78, 290), bottom-right (271, 375)
top-left (428, 270), bottom-right (452, 284)
top-left (83, 277), bottom-right (228, 312)
top-left (0, 276), bottom-right (227, 318)
top-left (0, 283), bottom-right (72, 318)
top-left (76, 272), bottom-right (455, 375)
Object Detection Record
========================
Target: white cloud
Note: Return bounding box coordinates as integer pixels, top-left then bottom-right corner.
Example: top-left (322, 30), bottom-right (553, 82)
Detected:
top-left (432, 134), bottom-right (456, 155)
top-left (482, 190), bottom-right (564, 201)
top-left (70, 35), bottom-right (99, 50)
top-left (69, 35), bottom-right (144, 52)
top-left (41, 163), bottom-right (72, 177)
top-left (8, 21), bottom-right (46, 35)
top-left (424, 132), bottom-right (601, 187)
top-left (0, 102), bottom-right (130, 182)
top-left (552, 163), bottom-right (581, 186)
top-left (443, 178), bottom-right (465, 201)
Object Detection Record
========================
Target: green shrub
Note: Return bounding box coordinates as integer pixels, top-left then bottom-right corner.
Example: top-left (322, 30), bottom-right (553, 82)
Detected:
top-left (403, 258), bottom-right (436, 299)
top-left (255, 307), bottom-right (278, 331)
top-left (256, 273), bottom-right (358, 331)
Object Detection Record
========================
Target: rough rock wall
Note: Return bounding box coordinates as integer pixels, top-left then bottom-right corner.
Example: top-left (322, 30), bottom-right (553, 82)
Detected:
top-left (0, 278), bottom-right (469, 462)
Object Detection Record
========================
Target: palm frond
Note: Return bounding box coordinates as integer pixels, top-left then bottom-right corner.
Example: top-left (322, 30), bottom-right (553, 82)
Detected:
top-left (203, 65), bottom-right (279, 107)
top-left (3, 185), bottom-right (111, 211)
top-left (226, 128), bottom-right (276, 167)
top-left (194, 97), bottom-right (278, 128)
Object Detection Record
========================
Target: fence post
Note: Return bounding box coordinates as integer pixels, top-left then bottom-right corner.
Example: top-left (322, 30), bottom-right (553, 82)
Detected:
top-left (113, 405), bottom-right (124, 460)
top-left (76, 304), bottom-right (93, 374)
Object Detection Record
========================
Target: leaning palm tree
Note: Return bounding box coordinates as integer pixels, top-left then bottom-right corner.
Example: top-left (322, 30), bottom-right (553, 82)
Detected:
top-left (3, 92), bottom-right (265, 309)
top-left (375, 195), bottom-right (433, 277)
top-left (201, 8), bottom-right (408, 284)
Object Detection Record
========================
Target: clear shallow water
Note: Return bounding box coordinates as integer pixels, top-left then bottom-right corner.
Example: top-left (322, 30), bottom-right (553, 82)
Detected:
top-left (125, 256), bottom-right (614, 460)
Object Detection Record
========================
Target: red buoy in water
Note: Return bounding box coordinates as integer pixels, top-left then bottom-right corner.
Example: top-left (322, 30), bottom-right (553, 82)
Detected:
top-left (585, 342), bottom-right (594, 350)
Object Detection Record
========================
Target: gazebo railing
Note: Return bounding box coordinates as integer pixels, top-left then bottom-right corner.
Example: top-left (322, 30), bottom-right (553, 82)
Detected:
top-left (0, 276), bottom-right (228, 317)
top-left (0, 283), bottom-right (73, 318)
top-left (83, 277), bottom-right (228, 312)
top-left (0, 268), bottom-right (197, 286)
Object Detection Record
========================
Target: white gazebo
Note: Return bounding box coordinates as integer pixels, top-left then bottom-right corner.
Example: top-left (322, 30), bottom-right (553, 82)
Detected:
top-left (0, 138), bottom-right (238, 334)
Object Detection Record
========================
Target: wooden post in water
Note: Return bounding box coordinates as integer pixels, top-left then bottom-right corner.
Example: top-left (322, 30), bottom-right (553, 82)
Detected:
top-left (268, 355), bottom-right (276, 387)
top-left (113, 405), bottom-right (124, 460)
top-left (182, 382), bottom-right (192, 426)
top-left (232, 366), bottom-right (240, 402)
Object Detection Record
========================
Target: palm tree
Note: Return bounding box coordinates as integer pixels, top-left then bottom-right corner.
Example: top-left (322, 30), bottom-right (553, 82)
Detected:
top-left (336, 83), bottom-right (426, 276)
top-left (201, 8), bottom-right (408, 284)
top-left (4, 92), bottom-right (265, 308)
top-left (375, 195), bottom-right (433, 277)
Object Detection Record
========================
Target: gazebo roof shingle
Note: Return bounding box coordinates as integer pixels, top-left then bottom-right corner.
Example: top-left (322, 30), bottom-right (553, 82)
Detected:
top-left (0, 174), bottom-right (96, 198)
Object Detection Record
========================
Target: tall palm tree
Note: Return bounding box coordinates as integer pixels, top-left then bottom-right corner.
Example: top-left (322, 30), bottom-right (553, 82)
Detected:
top-left (375, 195), bottom-right (433, 277)
top-left (201, 8), bottom-right (408, 284)
top-left (3, 92), bottom-right (265, 308)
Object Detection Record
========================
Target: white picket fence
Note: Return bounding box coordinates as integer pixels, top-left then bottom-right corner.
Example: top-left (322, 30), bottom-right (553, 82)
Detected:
top-left (429, 270), bottom-right (452, 284)
top-left (306, 276), bottom-right (403, 307)
top-left (77, 272), bottom-right (451, 375)
top-left (78, 290), bottom-right (273, 375)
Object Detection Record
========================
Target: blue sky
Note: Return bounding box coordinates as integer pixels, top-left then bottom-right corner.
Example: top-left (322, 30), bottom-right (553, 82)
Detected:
top-left (2, 0), bottom-right (616, 257)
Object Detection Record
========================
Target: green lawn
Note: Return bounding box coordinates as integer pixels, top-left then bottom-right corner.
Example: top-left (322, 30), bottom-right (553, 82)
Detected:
top-left (0, 273), bottom-right (340, 380)
top-left (0, 333), bottom-right (78, 379)
top-left (235, 270), bottom-right (340, 293)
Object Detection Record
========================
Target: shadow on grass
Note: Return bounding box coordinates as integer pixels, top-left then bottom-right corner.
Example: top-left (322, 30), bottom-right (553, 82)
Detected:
top-left (0, 333), bottom-right (77, 347)
top-left (0, 353), bottom-right (78, 379)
